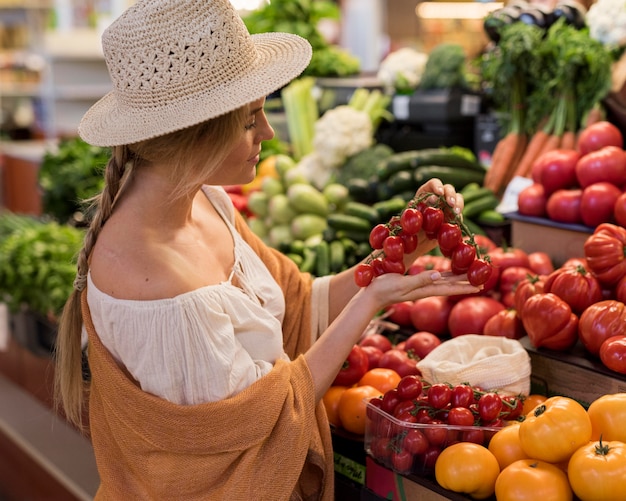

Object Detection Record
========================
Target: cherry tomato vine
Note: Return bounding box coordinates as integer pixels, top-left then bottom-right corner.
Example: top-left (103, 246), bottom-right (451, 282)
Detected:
top-left (354, 192), bottom-right (494, 287)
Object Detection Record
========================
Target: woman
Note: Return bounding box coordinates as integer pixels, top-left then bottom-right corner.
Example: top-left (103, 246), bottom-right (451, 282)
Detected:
top-left (54, 0), bottom-right (479, 499)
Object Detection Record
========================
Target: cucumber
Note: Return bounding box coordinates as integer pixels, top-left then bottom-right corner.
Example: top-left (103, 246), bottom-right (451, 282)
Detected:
top-left (335, 229), bottom-right (371, 244)
top-left (329, 240), bottom-right (346, 273)
top-left (460, 182), bottom-right (482, 197)
top-left (384, 169), bottom-right (418, 196)
top-left (413, 165), bottom-right (486, 191)
top-left (315, 240), bottom-right (330, 276)
top-left (290, 214), bottom-right (328, 240)
top-left (346, 178), bottom-right (378, 204)
top-left (327, 213), bottom-right (372, 233)
top-left (461, 186), bottom-right (496, 205)
top-left (287, 183), bottom-right (329, 216)
top-left (376, 148), bottom-right (486, 181)
top-left (299, 247), bottom-right (317, 273)
top-left (477, 209), bottom-right (506, 225)
top-left (463, 217), bottom-right (486, 236)
top-left (344, 201), bottom-right (381, 224)
top-left (372, 198), bottom-right (407, 222)
top-left (463, 194), bottom-right (500, 219)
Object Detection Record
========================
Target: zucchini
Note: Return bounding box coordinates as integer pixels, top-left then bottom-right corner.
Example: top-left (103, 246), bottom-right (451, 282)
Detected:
top-left (462, 186), bottom-right (496, 205)
top-left (413, 165), bottom-right (486, 191)
top-left (463, 194), bottom-right (500, 219)
top-left (384, 169), bottom-right (418, 196)
top-left (315, 240), bottom-right (330, 277)
top-left (477, 209), bottom-right (506, 225)
top-left (344, 201), bottom-right (381, 224)
top-left (299, 247), bottom-right (317, 273)
top-left (329, 240), bottom-right (346, 273)
top-left (327, 213), bottom-right (372, 233)
top-left (372, 198), bottom-right (407, 222)
top-left (346, 178), bottom-right (378, 204)
top-left (376, 148), bottom-right (486, 181)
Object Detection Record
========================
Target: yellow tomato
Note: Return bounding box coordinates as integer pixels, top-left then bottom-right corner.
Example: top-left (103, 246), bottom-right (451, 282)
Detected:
top-left (522, 394), bottom-right (547, 416)
top-left (338, 385), bottom-right (383, 435)
top-left (586, 393), bottom-right (626, 442)
top-left (357, 368), bottom-right (401, 394)
top-left (488, 422), bottom-right (530, 470)
top-left (434, 442), bottom-right (500, 500)
top-left (568, 439), bottom-right (626, 501)
top-left (495, 459), bottom-right (573, 501)
top-left (519, 396), bottom-right (592, 463)
top-left (322, 386), bottom-right (347, 428)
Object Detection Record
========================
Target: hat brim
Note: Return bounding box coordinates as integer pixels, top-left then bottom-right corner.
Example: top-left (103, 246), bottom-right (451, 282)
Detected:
top-left (78, 33), bottom-right (312, 147)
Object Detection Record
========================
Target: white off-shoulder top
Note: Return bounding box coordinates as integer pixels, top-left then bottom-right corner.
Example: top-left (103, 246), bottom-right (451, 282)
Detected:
top-left (87, 185), bottom-right (331, 405)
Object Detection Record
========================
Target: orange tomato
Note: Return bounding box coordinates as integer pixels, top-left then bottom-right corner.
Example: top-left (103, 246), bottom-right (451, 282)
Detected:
top-left (587, 393), bottom-right (626, 442)
top-left (488, 422), bottom-right (530, 470)
top-left (338, 385), bottom-right (383, 435)
top-left (358, 368), bottom-right (401, 393)
top-left (322, 386), bottom-right (347, 428)
top-left (522, 394), bottom-right (547, 416)
top-left (495, 459), bottom-right (573, 501)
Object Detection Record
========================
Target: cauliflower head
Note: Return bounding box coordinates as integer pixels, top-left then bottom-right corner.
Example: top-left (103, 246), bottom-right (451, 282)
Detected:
top-left (587, 0), bottom-right (626, 49)
top-left (377, 47), bottom-right (429, 93)
top-left (312, 105), bottom-right (373, 170)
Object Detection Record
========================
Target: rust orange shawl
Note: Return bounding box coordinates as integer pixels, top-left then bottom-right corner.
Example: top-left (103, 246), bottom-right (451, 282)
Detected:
top-left (83, 210), bottom-right (334, 500)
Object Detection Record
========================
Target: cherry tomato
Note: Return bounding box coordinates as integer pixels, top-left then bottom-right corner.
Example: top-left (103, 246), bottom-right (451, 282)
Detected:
top-left (400, 232), bottom-right (418, 254)
top-left (391, 448), bottom-right (414, 473)
top-left (371, 257), bottom-right (386, 277)
top-left (450, 384), bottom-right (475, 408)
top-left (478, 392), bottom-right (503, 423)
top-left (450, 242), bottom-right (476, 274)
top-left (448, 406), bottom-right (475, 426)
top-left (600, 335), bottom-right (626, 374)
top-left (369, 223), bottom-right (390, 250)
top-left (354, 262), bottom-right (373, 287)
top-left (396, 374), bottom-right (423, 401)
top-left (400, 207), bottom-right (423, 235)
top-left (404, 428), bottom-right (429, 455)
top-left (467, 258), bottom-right (493, 286)
top-left (461, 428), bottom-right (485, 445)
top-left (437, 222), bottom-right (463, 257)
top-left (422, 206), bottom-right (444, 239)
top-left (428, 383), bottom-right (452, 409)
top-left (381, 257), bottom-right (406, 275)
top-left (383, 235), bottom-right (405, 262)
top-left (500, 395), bottom-right (524, 420)
top-left (423, 419), bottom-right (449, 446)
top-left (381, 388), bottom-right (403, 415)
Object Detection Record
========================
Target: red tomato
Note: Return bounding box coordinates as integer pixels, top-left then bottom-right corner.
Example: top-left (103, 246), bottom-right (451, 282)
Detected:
top-left (450, 241), bottom-right (476, 275)
top-left (521, 293), bottom-right (579, 350)
top-left (577, 120), bottom-right (624, 156)
top-left (576, 145), bottom-right (626, 188)
top-left (410, 296), bottom-right (452, 335)
top-left (450, 384), bottom-right (475, 408)
top-left (422, 206), bottom-right (444, 238)
top-left (543, 264), bottom-right (604, 314)
top-left (396, 375), bottom-right (423, 401)
top-left (580, 182), bottom-right (622, 227)
top-left (359, 333), bottom-right (393, 353)
top-left (614, 191), bottom-right (626, 228)
top-left (477, 392), bottom-right (503, 423)
top-left (360, 345), bottom-right (383, 370)
top-left (578, 300), bottom-right (626, 356)
top-left (448, 407), bottom-right (475, 426)
top-left (378, 349), bottom-right (420, 377)
top-left (473, 234), bottom-right (497, 254)
top-left (384, 301), bottom-right (414, 327)
top-left (483, 309), bottom-right (526, 339)
top-left (400, 207), bottom-right (423, 235)
top-left (584, 223), bottom-right (626, 287)
top-left (513, 274), bottom-right (545, 315)
top-left (383, 235), bottom-right (405, 262)
top-left (369, 224), bottom-right (390, 250)
top-left (487, 246), bottom-right (531, 272)
top-left (333, 344), bottom-right (369, 386)
top-left (354, 263), bottom-right (374, 287)
top-left (499, 266), bottom-right (535, 295)
top-left (599, 335), bottom-right (626, 374)
top-left (527, 251), bottom-right (554, 275)
top-left (437, 222), bottom-right (463, 257)
top-left (536, 149), bottom-right (581, 195)
top-left (409, 254), bottom-right (451, 274)
top-left (467, 259), bottom-right (494, 287)
top-left (448, 296), bottom-right (506, 337)
top-left (616, 275), bottom-right (626, 303)
top-left (546, 188), bottom-right (583, 224)
top-left (517, 183), bottom-right (547, 218)
top-left (428, 383), bottom-right (452, 409)
top-left (404, 331), bottom-right (441, 359)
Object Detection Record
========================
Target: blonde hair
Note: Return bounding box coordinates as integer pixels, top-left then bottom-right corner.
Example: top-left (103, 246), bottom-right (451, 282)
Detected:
top-left (54, 106), bottom-right (249, 430)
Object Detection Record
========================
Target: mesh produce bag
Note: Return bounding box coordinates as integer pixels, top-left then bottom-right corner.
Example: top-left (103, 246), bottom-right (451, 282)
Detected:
top-left (416, 335), bottom-right (531, 395)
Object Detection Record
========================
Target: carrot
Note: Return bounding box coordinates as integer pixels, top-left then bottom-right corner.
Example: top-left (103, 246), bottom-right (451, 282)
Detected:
top-left (560, 130), bottom-right (577, 151)
top-left (500, 133), bottom-right (529, 190)
top-left (535, 133), bottom-right (562, 160)
top-left (484, 132), bottom-right (526, 194)
top-left (512, 129), bottom-right (549, 179)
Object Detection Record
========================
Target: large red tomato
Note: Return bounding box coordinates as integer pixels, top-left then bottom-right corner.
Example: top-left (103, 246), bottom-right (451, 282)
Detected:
top-left (448, 296), bottom-right (505, 337)
top-left (542, 264), bottom-right (604, 314)
top-left (483, 309), bottom-right (526, 339)
top-left (535, 148), bottom-right (581, 195)
top-left (578, 300), bottom-right (626, 356)
top-left (521, 293), bottom-right (579, 350)
top-left (580, 182), bottom-right (622, 227)
top-left (577, 120), bottom-right (624, 156)
top-left (404, 331), bottom-right (441, 359)
top-left (614, 191), bottom-right (626, 227)
top-left (514, 274), bottom-right (545, 316)
top-left (616, 275), bottom-right (626, 303)
top-left (410, 296), bottom-right (452, 335)
top-left (546, 188), bottom-right (583, 224)
top-left (576, 145), bottom-right (626, 188)
top-left (333, 344), bottom-right (369, 386)
top-left (384, 301), bottom-right (413, 327)
top-left (378, 349), bottom-right (421, 377)
top-left (517, 183), bottom-right (547, 218)
top-left (584, 223), bottom-right (626, 287)
top-left (487, 246), bottom-right (530, 272)
top-left (600, 335), bottom-right (626, 374)
top-left (499, 266), bottom-right (535, 296)
top-left (527, 251), bottom-right (554, 276)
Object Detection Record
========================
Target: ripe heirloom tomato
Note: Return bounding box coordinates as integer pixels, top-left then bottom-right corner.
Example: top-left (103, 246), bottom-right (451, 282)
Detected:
top-left (583, 223), bottom-right (626, 286)
top-left (357, 368), bottom-right (402, 394)
top-left (518, 396), bottom-right (592, 463)
top-left (333, 344), bottom-right (369, 386)
top-left (578, 300), bottom-right (626, 356)
top-left (434, 442), bottom-right (500, 500)
top-left (527, 251), bottom-right (554, 275)
top-left (483, 309), bottom-right (526, 340)
top-left (378, 348), bottom-right (420, 377)
top-left (542, 264), bottom-right (603, 314)
top-left (322, 386), bottom-right (347, 428)
top-left (487, 246), bottom-right (531, 272)
top-left (568, 439), bottom-right (626, 501)
top-left (614, 191), bottom-right (626, 227)
top-left (488, 422), bottom-right (530, 470)
top-left (587, 393), bottom-right (626, 442)
top-left (410, 296), bottom-right (452, 335)
top-left (600, 335), bottom-right (626, 374)
top-left (521, 293), bottom-right (579, 351)
top-left (495, 459), bottom-right (573, 501)
top-left (513, 274), bottom-right (544, 316)
top-left (338, 385), bottom-right (383, 435)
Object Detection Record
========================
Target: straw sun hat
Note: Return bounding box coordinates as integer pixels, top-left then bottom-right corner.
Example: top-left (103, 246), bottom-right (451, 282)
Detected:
top-left (78, 0), bottom-right (312, 147)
